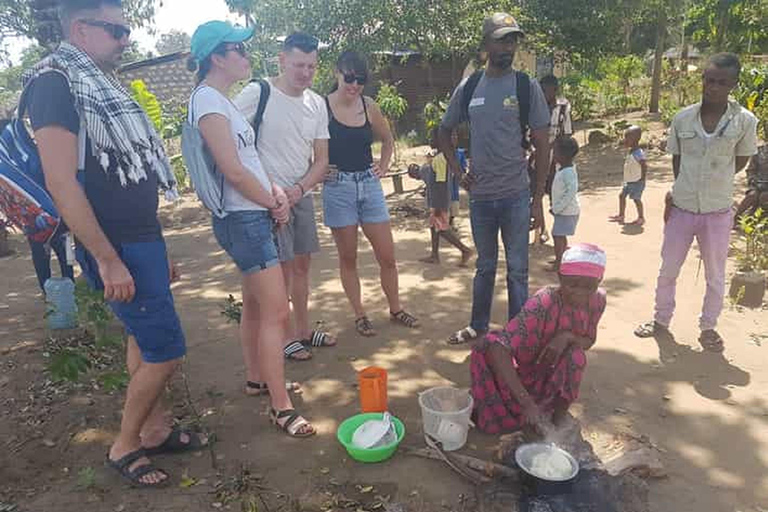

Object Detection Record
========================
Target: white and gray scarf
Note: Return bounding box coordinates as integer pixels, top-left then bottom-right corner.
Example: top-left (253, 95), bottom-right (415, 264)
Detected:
top-left (22, 42), bottom-right (177, 197)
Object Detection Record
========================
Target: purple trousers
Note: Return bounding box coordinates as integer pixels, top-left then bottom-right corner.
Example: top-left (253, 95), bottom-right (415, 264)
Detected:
top-left (654, 206), bottom-right (733, 331)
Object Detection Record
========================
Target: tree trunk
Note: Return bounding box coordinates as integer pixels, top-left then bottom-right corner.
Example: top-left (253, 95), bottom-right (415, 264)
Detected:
top-left (649, 10), bottom-right (667, 114)
top-left (714, 0), bottom-right (730, 51)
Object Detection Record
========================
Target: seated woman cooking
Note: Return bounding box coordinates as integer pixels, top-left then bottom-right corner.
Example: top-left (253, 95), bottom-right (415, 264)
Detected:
top-left (470, 243), bottom-right (607, 435)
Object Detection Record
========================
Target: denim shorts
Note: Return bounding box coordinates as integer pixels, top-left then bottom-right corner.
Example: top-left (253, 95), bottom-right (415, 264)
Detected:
top-left (212, 210), bottom-right (279, 274)
top-left (322, 169), bottom-right (390, 228)
top-left (552, 214), bottom-right (579, 237)
top-left (76, 239), bottom-right (187, 364)
top-left (621, 180), bottom-right (646, 201)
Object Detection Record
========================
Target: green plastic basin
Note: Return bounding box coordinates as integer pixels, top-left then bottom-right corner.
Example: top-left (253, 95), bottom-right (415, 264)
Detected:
top-left (336, 413), bottom-right (405, 463)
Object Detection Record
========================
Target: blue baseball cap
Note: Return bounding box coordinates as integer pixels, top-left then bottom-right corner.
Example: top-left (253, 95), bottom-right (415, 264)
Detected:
top-left (190, 21), bottom-right (254, 62)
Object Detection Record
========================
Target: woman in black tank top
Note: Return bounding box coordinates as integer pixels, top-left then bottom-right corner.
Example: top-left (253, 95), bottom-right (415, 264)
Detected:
top-left (323, 51), bottom-right (419, 336)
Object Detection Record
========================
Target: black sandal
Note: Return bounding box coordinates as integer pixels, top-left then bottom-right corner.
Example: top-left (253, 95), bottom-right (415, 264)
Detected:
top-left (301, 330), bottom-right (337, 348)
top-left (269, 408), bottom-right (316, 438)
top-left (634, 320), bottom-right (670, 338)
top-left (106, 448), bottom-right (168, 488)
top-left (699, 330), bottom-right (725, 353)
top-left (390, 310), bottom-right (420, 328)
top-left (244, 380), bottom-right (301, 396)
top-left (355, 316), bottom-right (377, 337)
top-left (143, 427), bottom-right (208, 456)
top-left (284, 340), bottom-right (312, 361)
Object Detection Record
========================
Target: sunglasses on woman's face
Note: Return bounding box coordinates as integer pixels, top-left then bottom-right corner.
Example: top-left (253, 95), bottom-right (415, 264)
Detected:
top-left (343, 73), bottom-right (367, 85)
top-left (223, 43), bottom-right (248, 58)
top-left (79, 19), bottom-right (131, 40)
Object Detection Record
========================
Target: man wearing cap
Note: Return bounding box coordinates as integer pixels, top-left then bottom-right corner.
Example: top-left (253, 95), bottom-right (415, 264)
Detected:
top-left (234, 32), bottom-right (333, 361)
top-left (24, 0), bottom-right (203, 487)
top-left (439, 13), bottom-right (551, 345)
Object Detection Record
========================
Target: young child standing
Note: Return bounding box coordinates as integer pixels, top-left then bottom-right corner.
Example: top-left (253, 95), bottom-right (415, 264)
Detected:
top-left (409, 131), bottom-right (474, 266)
top-left (550, 136), bottom-right (581, 271)
top-left (610, 126), bottom-right (647, 226)
top-left (450, 130), bottom-right (467, 226)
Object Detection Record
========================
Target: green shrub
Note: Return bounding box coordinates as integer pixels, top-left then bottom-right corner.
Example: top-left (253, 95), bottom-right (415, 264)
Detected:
top-left (49, 348), bottom-right (91, 382)
top-left (735, 65), bottom-right (768, 139)
top-left (170, 154), bottom-right (190, 192)
top-left (423, 95), bottom-right (449, 137)
top-left (130, 80), bottom-right (163, 133)
top-left (561, 73), bottom-right (598, 121)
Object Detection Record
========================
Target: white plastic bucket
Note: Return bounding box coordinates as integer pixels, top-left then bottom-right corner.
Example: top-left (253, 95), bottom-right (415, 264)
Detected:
top-left (418, 386), bottom-right (473, 451)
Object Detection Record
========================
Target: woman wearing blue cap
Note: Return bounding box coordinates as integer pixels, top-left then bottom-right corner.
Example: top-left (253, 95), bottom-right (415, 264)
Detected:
top-left (187, 21), bottom-right (315, 437)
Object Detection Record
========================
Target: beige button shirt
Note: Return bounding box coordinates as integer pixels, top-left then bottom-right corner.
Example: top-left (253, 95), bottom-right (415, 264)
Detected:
top-left (667, 100), bottom-right (758, 214)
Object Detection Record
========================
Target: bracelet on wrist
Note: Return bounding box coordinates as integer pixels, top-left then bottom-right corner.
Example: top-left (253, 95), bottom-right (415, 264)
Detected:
top-left (297, 183), bottom-right (305, 195)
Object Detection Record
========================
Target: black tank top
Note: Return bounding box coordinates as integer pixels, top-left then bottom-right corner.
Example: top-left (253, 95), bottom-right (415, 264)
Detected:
top-left (326, 95), bottom-right (374, 172)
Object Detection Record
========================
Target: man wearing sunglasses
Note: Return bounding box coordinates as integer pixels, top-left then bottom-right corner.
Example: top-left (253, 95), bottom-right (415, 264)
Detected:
top-left (235, 32), bottom-right (335, 361)
top-left (23, 0), bottom-right (201, 488)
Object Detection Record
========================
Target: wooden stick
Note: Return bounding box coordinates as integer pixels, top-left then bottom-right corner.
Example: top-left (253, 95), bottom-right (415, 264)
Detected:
top-left (407, 447), bottom-right (521, 481)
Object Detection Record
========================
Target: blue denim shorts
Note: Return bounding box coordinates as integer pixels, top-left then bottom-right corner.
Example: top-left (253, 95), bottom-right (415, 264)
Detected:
top-left (621, 180), bottom-right (646, 201)
top-left (76, 239), bottom-right (187, 364)
top-left (213, 210), bottom-right (279, 274)
top-left (552, 214), bottom-right (579, 237)
top-left (322, 169), bottom-right (390, 228)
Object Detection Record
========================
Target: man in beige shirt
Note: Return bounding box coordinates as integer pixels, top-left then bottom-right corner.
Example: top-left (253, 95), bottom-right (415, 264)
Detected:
top-left (635, 53), bottom-right (758, 352)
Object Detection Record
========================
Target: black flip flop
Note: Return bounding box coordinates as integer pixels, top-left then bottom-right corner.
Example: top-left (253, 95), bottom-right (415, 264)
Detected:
top-left (301, 330), bottom-right (336, 348)
top-left (106, 448), bottom-right (168, 488)
top-left (284, 340), bottom-right (312, 360)
top-left (143, 427), bottom-right (208, 456)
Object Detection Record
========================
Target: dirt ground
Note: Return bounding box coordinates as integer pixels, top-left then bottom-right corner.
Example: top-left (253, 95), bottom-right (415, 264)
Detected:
top-left (1, 112), bottom-right (767, 512)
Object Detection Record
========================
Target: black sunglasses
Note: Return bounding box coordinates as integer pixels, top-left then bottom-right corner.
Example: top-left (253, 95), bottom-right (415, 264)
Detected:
top-left (343, 72), bottom-right (367, 85)
top-left (79, 19), bottom-right (131, 40)
top-left (221, 42), bottom-right (248, 58)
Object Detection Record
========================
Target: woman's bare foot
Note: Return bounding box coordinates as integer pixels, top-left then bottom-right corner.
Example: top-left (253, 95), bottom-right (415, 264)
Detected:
top-left (419, 254), bottom-right (440, 264)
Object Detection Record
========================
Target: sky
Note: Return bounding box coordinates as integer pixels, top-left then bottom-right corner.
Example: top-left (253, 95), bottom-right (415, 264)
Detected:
top-left (3, 0), bottom-right (240, 66)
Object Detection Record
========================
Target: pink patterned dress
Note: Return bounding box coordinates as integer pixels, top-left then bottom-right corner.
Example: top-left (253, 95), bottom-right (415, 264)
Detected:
top-left (470, 286), bottom-right (607, 434)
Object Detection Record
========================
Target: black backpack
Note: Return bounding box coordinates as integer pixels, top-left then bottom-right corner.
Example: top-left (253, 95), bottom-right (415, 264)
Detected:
top-left (249, 78), bottom-right (271, 148)
top-left (460, 69), bottom-right (531, 149)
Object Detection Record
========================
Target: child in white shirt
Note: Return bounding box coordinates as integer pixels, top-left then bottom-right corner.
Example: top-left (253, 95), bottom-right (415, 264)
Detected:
top-left (550, 136), bottom-right (581, 271)
top-left (610, 126), bottom-right (648, 226)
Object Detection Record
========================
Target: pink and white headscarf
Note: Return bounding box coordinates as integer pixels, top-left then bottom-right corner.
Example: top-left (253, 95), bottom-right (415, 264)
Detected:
top-left (560, 243), bottom-right (607, 280)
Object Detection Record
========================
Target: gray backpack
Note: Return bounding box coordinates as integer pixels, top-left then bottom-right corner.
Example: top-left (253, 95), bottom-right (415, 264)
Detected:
top-left (182, 85), bottom-right (227, 218)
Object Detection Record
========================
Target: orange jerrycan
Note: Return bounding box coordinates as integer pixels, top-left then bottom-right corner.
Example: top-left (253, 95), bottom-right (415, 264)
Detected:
top-left (358, 366), bottom-right (388, 413)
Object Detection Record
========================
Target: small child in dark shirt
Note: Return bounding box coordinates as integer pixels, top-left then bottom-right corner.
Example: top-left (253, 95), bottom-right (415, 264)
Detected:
top-left (408, 131), bottom-right (474, 266)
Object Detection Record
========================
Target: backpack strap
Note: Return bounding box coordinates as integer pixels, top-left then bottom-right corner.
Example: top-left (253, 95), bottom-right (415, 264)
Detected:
top-left (188, 84), bottom-right (225, 214)
top-left (251, 78), bottom-right (271, 149)
top-left (516, 70), bottom-right (531, 150)
top-left (18, 72), bottom-right (87, 173)
top-left (461, 70), bottom-right (484, 122)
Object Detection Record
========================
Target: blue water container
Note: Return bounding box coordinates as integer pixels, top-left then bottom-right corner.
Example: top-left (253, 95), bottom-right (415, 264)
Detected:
top-left (44, 277), bottom-right (78, 329)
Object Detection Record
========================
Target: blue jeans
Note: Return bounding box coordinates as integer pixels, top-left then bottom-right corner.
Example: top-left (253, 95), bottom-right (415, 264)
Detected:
top-left (469, 191), bottom-right (530, 332)
top-left (28, 233), bottom-right (74, 291)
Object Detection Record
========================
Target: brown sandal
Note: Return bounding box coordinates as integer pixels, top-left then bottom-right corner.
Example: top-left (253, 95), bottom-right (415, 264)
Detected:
top-left (355, 316), bottom-right (377, 337)
top-left (390, 310), bottom-right (419, 328)
top-left (270, 408), bottom-right (315, 438)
